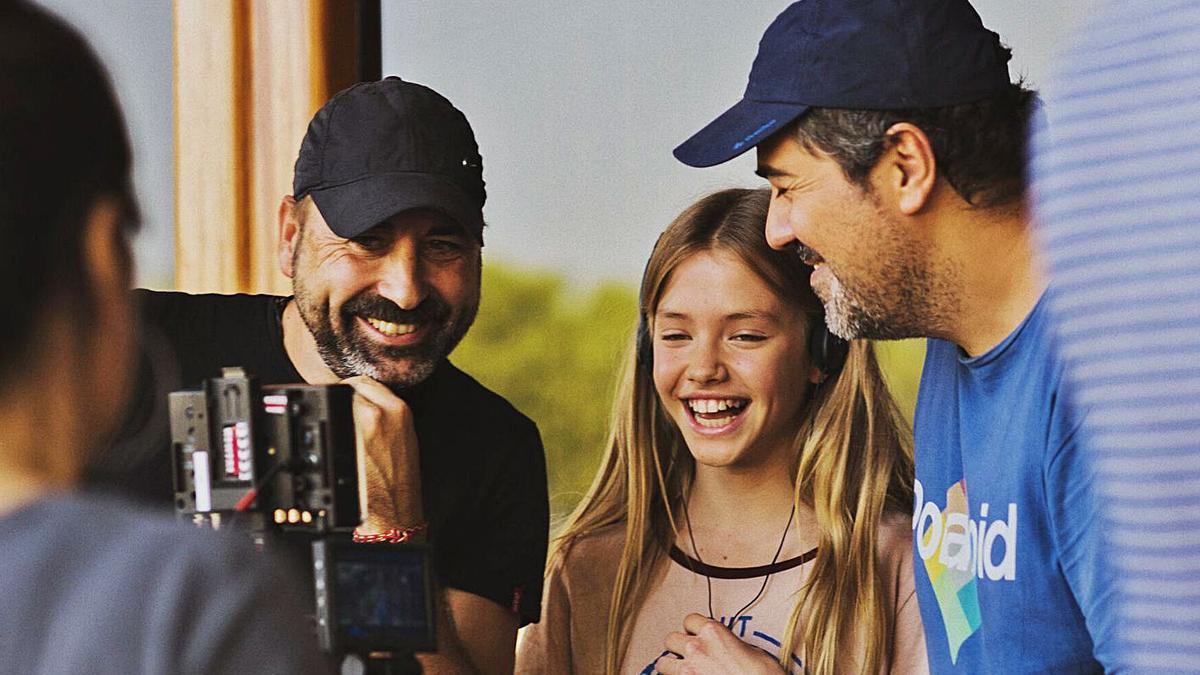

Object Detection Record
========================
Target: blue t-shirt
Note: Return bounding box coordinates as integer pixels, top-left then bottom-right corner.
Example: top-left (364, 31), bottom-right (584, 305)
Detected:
top-left (912, 295), bottom-right (1116, 673)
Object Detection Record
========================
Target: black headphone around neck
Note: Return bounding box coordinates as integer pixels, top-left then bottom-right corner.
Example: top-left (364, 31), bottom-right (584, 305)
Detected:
top-left (634, 310), bottom-right (849, 379)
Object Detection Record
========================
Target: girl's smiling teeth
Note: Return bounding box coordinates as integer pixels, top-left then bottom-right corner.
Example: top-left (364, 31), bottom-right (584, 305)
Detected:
top-left (685, 397), bottom-right (749, 428)
top-left (365, 316), bottom-right (416, 336)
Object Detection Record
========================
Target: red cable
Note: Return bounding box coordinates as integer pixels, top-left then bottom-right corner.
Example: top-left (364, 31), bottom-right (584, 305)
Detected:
top-left (234, 488), bottom-right (257, 512)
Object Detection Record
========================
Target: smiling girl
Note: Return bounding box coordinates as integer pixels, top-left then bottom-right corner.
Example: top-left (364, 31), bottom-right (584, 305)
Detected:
top-left (516, 188), bottom-right (925, 674)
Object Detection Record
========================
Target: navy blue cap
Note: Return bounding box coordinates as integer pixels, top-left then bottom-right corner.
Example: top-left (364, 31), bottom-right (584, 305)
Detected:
top-left (294, 77), bottom-right (486, 241)
top-left (673, 0), bottom-right (1012, 168)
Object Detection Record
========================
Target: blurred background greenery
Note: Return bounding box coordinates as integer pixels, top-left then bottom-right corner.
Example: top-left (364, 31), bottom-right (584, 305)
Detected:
top-left (453, 262), bottom-right (927, 526)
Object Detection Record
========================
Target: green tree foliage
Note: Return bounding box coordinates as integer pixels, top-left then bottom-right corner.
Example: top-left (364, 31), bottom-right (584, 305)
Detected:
top-left (451, 263), bottom-right (639, 519)
top-left (874, 338), bottom-right (926, 423)
top-left (452, 262), bottom-right (925, 522)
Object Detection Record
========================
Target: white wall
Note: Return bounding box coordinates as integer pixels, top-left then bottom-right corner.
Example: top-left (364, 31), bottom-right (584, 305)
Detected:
top-left (36, 0), bottom-right (174, 289)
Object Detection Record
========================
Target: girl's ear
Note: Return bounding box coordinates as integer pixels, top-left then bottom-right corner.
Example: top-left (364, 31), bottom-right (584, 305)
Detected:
top-left (808, 363), bottom-right (826, 385)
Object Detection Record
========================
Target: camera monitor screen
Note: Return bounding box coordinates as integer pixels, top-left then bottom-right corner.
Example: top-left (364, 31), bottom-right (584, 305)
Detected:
top-left (315, 541), bottom-right (436, 654)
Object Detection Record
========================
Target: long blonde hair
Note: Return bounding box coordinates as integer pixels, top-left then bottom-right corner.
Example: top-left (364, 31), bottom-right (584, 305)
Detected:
top-left (550, 188), bottom-right (914, 674)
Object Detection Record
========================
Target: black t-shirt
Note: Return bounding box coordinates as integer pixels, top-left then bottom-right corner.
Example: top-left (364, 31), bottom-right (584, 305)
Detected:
top-left (86, 290), bottom-right (549, 625)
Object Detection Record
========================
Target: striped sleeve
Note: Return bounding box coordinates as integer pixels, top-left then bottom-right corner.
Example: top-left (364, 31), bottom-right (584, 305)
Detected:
top-left (1032, 2), bottom-right (1200, 671)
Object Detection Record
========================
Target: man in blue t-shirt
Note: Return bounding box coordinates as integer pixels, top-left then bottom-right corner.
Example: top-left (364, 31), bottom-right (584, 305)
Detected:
top-left (667, 1), bottom-right (1116, 672)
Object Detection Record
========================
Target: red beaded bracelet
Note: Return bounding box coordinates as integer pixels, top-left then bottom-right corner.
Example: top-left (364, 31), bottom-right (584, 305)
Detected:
top-left (352, 522), bottom-right (428, 544)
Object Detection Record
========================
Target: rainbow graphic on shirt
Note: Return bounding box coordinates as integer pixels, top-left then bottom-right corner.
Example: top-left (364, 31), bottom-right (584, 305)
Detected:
top-left (914, 479), bottom-right (982, 664)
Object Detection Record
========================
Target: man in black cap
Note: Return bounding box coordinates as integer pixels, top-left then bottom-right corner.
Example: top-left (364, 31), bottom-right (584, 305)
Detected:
top-left (90, 78), bottom-right (548, 673)
top-left (661, 1), bottom-right (1116, 673)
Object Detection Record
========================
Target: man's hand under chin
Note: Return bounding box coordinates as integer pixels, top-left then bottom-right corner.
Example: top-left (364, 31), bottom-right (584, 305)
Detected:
top-left (342, 375), bottom-right (518, 674)
top-left (343, 375), bottom-right (424, 535)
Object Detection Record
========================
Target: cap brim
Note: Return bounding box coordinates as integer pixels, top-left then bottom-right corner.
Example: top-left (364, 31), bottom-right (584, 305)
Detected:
top-left (308, 172), bottom-right (484, 240)
top-left (673, 99), bottom-right (811, 168)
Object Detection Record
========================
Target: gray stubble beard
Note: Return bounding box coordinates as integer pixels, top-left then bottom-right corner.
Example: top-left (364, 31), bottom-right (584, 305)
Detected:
top-left (294, 290), bottom-right (478, 390)
top-left (816, 252), bottom-right (953, 343)
top-left (290, 235), bottom-right (480, 390)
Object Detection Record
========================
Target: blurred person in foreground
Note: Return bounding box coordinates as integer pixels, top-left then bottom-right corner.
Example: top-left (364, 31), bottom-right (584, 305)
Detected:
top-left (0, 3), bottom-right (324, 673)
top-left (517, 189), bottom-right (926, 674)
top-left (1032, 1), bottom-right (1200, 670)
top-left (87, 76), bottom-right (549, 673)
top-left (671, 1), bottom-right (1116, 671)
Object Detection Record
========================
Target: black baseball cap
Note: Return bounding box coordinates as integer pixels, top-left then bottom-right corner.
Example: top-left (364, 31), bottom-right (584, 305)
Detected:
top-left (293, 77), bottom-right (486, 241)
top-left (673, 0), bottom-right (1012, 168)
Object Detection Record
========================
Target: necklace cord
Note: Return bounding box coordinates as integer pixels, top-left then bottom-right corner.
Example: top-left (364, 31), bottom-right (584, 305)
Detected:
top-left (729, 508), bottom-right (794, 625)
top-left (681, 491), bottom-right (796, 627)
top-left (680, 488), bottom-right (716, 620)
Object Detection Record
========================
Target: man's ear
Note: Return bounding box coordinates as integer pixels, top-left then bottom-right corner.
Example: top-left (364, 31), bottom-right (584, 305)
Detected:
top-left (278, 195), bottom-right (300, 278)
top-left (875, 122), bottom-right (937, 215)
top-left (82, 197), bottom-right (130, 308)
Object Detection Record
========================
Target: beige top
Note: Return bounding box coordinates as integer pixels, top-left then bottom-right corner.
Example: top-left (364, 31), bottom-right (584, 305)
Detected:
top-left (516, 513), bottom-right (928, 674)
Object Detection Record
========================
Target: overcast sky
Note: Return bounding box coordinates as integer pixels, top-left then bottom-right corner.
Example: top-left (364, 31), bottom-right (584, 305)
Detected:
top-left (36, 1), bottom-right (1096, 288)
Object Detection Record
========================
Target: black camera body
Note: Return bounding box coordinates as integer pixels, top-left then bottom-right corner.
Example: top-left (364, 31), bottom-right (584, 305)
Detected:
top-left (169, 367), bottom-right (359, 532)
top-left (169, 368), bottom-right (436, 666)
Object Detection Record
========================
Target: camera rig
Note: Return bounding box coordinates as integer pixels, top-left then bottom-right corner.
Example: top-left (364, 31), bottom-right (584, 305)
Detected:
top-left (169, 367), bottom-right (435, 672)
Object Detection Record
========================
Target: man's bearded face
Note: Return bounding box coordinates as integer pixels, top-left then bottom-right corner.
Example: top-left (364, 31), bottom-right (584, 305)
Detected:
top-left (290, 204), bottom-right (480, 389)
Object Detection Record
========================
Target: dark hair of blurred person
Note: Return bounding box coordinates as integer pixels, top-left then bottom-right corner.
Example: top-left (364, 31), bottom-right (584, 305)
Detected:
top-left (0, 4), bottom-right (326, 673)
top-left (0, 0), bottom-right (140, 502)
